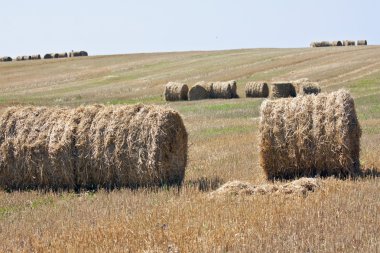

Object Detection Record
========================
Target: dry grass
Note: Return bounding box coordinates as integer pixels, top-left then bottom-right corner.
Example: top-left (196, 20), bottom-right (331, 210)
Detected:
top-left (0, 47), bottom-right (380, 252)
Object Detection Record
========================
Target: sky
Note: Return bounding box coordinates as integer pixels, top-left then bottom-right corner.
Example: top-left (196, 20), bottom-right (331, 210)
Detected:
top-left (1, 0), bottom-right (379, 57)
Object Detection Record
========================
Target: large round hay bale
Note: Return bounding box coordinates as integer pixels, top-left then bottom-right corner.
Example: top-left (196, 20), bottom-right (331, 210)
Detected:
top-left (30, 55), bottom-right (41, 60)
top-left (357, 40), bottom-right (367, 46)
top-left (332, 41), bottom-right (342, 46)
top-left (210, 81), bottom-right (236, 99)
top-left (188, 83), bottom-right (210, 101)
top-left (164, 82), bottom-right (189, 101)
top-left (44, 53), bottom-right (54, 59)
top-left (0, 105), bottom-right (188, 190)
top-left (245, 82), bottom-right (269, 98)
top-left (270, 82), bottom-right (296, 98)
top-left (259, 89), bottom-right (361, 179)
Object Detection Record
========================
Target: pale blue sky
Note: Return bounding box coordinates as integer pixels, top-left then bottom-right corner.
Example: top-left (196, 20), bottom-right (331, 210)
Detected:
top-left (1, 0), bottom-right (379, 57)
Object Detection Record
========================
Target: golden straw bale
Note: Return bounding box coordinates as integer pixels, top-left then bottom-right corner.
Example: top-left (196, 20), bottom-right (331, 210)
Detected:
top-left (0, 105), bottom-right (188, 190)
top-left (269, 82), bottom-right (296, 98)
top-left (245, 82), bottom-right (269, 98)
top-left (164, 82), bottom-right (189, 101)
top-left (188, 83), bottom-right (210, 101)
top-left (259, 89), bottom-right (361, 179)
top-left (210, 80), bottom-right (237, 99)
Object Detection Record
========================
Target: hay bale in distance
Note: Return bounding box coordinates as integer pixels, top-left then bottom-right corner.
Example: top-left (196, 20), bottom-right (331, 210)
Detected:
top-left (343, 40), bottom-right (355, 46)
top-left (44, 53), bottom-right (54, 59)
top-left (259, 89), bottom-right (361, 179)
top-left (357, 40), bottom-right (367, 46)
top-left (245, 82), bottom-right (269, 98)
top-left (332, 41), bottom-right (343, 46)
top-left (0, 56), bottom-right (12, 62)
top-left (310, 41), bottom-right (332, 47)
top-left (69, 51), bottom-right (89, 57)
top-left (19, 56), bottom-right (31, 61)
top-left (188, 83), bottom-right (210, 101)
top-left (164, 82), bottom-right (189, 101)
top-left (54, 53), bottom-right (68, 58)
top-left (0, 104), bottom-right (188, 190)
top-left (30, 55), bottom-right (41, 60)
top-left (269, 82), bottom-right (296, 98)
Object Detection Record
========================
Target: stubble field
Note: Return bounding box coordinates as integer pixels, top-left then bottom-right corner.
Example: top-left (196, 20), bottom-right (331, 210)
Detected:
top-left (0, 46), bottom-right (379, 252)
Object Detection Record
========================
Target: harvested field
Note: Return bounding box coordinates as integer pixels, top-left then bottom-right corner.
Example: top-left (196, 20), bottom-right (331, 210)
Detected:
top-left (164, 82), bottom-right (188, 101)
top-left (0, 105), bottom-right (188, 190)
top-left (260, 90), bottom-right (361, 179)
top-left (0, 47), bottom-right (380, 252)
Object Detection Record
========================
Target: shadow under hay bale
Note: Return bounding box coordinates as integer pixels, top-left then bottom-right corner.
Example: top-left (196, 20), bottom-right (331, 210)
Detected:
top-left (357, 40), bottom-right (367, 46)
top-left (188, 83), bottom-right (210, 101)
top-left (259, 89), bottom-right (361, 180)
top-left (0, 105), bottom-right (188, 190)
top-left (164, 82), bottom-right (189, 101)
top-left (270, 82), bottom-right (296, 98)
top-left (245, 82), bottom-right (269, 98)
top-left (186, 176), bottom-right (225, 192)
top-left (209, 178), bottom-right (320, 198)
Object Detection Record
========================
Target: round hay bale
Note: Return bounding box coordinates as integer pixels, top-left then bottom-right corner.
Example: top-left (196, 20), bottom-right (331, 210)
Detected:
top-left (343, 40), bottom-right (355, 46)
top-left (0, 104), bottom-right (188, 190)
top-left (292, 79), bottom-right (321, 96)
top-left (44, 53), bottom-right (54, 59)
top-left (0, 56), bottom-right (12, 62)
top-left (164, 82), bottom-right (189, 101)
top-left (55, 53), bottom-right (68, 58)
top-left (357, 40), bottom-right (367, 46)
top-left (245, 82), bottom-right (269, 98)
top-left (259, 89), bottom-right (361, 180)
top-left (210, 81), bottom-right (236, 99)
top-left (332, 41), bottom-right (342, 46)
top-left (270, 82), bottom-right (296, 98)
top-left (188, 83), bottom-right (209, 101)
top-left (30, 55), bottom-right (41, 60)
